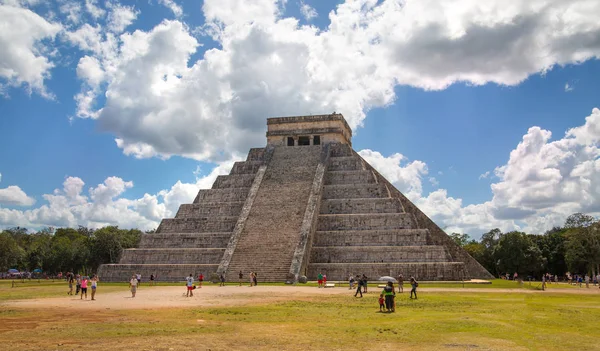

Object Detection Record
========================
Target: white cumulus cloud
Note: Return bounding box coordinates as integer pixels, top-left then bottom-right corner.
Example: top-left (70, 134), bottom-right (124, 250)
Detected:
top-left (0, 185), bottom-right (36, 206)
top-left (299, 1), bottom-right (317, 21)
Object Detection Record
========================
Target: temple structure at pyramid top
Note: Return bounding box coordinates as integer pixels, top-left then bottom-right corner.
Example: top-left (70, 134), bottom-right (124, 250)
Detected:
top-left (99, 113), bottom-right (493, 282)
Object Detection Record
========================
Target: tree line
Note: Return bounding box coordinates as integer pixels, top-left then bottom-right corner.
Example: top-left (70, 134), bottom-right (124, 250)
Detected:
top-left (451, 213), bottom-right (600, 278)
top-left (1, 212), bottom-right (598, 278)
top-left (0, 226), bottom-right (144, 275)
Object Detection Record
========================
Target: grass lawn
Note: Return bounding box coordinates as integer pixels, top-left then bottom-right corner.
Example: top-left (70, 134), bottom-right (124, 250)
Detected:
top-left (0, 280), bottom-right (599, 351)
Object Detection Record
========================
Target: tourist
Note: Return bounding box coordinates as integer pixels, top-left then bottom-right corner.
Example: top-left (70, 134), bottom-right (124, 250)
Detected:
top-left (397, 274), bottom-right (404, 293)
top-left (317, 272), bottom-right (323, 288)
top-left (136, 273), bottom-right (142, 287)
top-left (578, 276), bottom-right (583, 287)
top-left (129, 274), bottom-right (138, 298)
top-left (253, 272), bottom-right (258, 286)
top-left (585, 275), bottom-right (590, 288)
top-left (239, 271), bottom-right (243, 286)
top-left (378, 294), bottom-right (385, 312)
top-left (198, 273), bottom-right (204, 288)
top-left (323, 274), bottom-right (327, 286)
top-left (597, 274), bottom-right (600, 288)
top-left (362, 274), bottom-right (368, 293)
top-left (382, 281), bottom-right (396, 312)
top-left (67, 274), bottom-right (74, 295)
top-left (249, 272), bottom-right (254, 287)
top-left (219, 273), bottom-right (225, 287)
top-left (410, 277), bottom-right (418, 299)
top-left (90, 275), bottom-right (98, 300)
top-left (354, 276), bottom-right (363, 298)
top-left (75, 274), bottom-right (81, 295)
top-left (541, 275), bottom-right (546, 291)
top-left (80, 276), bottom-right (89, 300)
top-left (349, 275), bottom-right (355, 290)
top-left (186, 274), bottom-right (194, 297)
top-left (150, 274), bottom-right (155, 286)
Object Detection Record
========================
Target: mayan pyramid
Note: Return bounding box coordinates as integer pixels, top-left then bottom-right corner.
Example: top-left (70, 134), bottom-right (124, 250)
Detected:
top-left (98, 114), bottom-right (493, 282)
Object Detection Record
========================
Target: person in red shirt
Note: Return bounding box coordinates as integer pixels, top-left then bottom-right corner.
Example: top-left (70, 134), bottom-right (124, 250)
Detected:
top-left (198, 273), bottom-right (204, 288)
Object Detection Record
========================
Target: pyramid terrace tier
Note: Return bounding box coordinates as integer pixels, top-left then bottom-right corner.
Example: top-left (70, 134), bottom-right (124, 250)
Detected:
top-left (322, 183), bottom-right (389, 199)
top-left (138, 232), bottom-right (232, 248)
top-left (320, 198), bottom-right (404, 214)
top-left (157, 216), bottom-right (238, 233)
top-left (120, 248), bottom-right (226, 264)
top-left (246, 148), bottom-right (266, 162)
top-left (307, 262), bottom-right (467, 281)
top-left (309, 246), bottom-right (452, 263)
top-left (211, 174), bottom-right (257, 189)
top-left (193, 188), bottom-right (250, 203)
top-left (230, 161), bottom-right (263, 175)
top-left (317, 213), bottom-right (415, 231)
top-left (97, 264), bottom-right (219, 282)
top-left (329, 144), bottom-right (353, 157)
top-left (328, 156), bottom-right (364, 171)
top-left (175, 202), bottom-right (244, 218)
top-left (324, 170), bottom-right (376, 185)
top-left (313, 229), bottom-right (429, 247)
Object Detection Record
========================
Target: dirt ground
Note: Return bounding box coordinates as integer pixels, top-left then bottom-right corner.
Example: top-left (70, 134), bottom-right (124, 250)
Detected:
top-left (4, 284), bottom-right (599, 311)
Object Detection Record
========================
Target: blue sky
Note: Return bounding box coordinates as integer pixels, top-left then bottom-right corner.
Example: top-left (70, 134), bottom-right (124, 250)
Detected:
top-left (1, 0), bottom-right (599, 237)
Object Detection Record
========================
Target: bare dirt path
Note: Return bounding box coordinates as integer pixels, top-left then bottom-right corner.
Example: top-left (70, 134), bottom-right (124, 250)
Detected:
top-left (3, 284), bottom-right (599, 311)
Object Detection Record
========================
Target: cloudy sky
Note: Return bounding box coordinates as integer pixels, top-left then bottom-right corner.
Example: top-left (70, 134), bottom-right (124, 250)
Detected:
top-left (0, 0), bottom-right (599, 238)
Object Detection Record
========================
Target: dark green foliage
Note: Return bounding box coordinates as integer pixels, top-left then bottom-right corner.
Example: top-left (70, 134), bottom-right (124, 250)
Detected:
top-left (0, 225), bottom-right (143, 274)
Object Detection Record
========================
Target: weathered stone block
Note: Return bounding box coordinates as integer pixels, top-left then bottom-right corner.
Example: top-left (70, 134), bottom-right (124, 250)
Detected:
top-left (212, 174), bottom-right (256, 189)
top-left (176, 202), bottom-right (244, 218)
top-left (120, 248), bottom-right (226, 264)
top-left (312, 229), bottom-right (429, 247)
top-left (193, 188), bottom-right (250, 203)
top-left (246, 148), bottom-right (266, 161)
top-left (230, 161), bottom-right (262, 174)
top-left (325, 170), bottom-right (376, 185)
top-left (307, 262), bottom-right (466, 281)
top-left (309, 246), bottom-right (451, 263)
top-left (157, 217), bottom-right (237, 233)
top-left (317, 213), bottom-right (414, 231)
top-left (97, 264), bottom-right (219, 282)
top-left (139, 233), bottom-right (232, 249)
top-left (322, 183), bottom-right (388, 199)
top-left (320, 198), bottom-right (402, 214)
top-left (328, 156), bottom-right (363, 171)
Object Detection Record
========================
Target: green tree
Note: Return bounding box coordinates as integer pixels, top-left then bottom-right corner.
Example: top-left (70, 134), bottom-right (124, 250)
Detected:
top-left (564, 221), bottom-right (600, 275)
top-left (0, 232), bottom-right (25, 271)
top-left (450, 233), bottom-right (470, 247)
top-left (493, 231), bottom-right (545, 276)
top-left (479, 228), bottom-right (503, 276)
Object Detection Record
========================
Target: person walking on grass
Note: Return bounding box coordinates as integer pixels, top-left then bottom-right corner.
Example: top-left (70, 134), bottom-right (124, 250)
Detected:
top-left (129, 274), bottom-right (138, 298)
top-left (349, 275), bottom-right (355, 290)
top-left (317, 272), bottom-right (323, 288)
top-left (239, 271), bottom-right (243, 286)
top-left (67, 274), bottom-right (74, 295)
top-left (90, 275), bottom-right (98, 300)
top-left (198, 273), bottom-right (204, 288)
top-left (253, 272), bottom-right (258, 286)
top-left (410, 277), bottom-right (418, 299)
top-left (585, 275), bottom-right (590, 288)
top-left (382, 281), bottom-right (396, 312)
top-left (362, 274), bottom-right (368, 293)
top-left (186, 274), bottom-right (194, 297)
top-left (219, 273), bottom-right (226, 287)
top-left (75, 274), bottom-right (81, 295)
top-left (378, 294), bottom-right (385, 312)
top-left (80, 276), bottom-right (89, 300)
top-left (136, 273), bottom-right (142, 287)
top-left (249, 272), bottom-right (254, 287)
top-left (397, 274), bottom-right (404, 293)
top-left (541, 275), bottom-right (546, 291)
top-left (354, 276), bottom-right (363, 298)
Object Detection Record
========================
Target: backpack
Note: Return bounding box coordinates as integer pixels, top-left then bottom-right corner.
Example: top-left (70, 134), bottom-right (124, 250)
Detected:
top-left (414, 281), bottom-right (419, 288)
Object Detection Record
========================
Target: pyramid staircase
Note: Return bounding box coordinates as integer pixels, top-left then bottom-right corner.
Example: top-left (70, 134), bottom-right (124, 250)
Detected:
top-left (97, 148), bottom-right (268, 281)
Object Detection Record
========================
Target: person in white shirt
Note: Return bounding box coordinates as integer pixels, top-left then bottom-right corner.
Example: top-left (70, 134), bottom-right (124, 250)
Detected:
top-left (129, 275), bottom-right (138, 298)
top-left (186, 274), bottom-right (194, 297)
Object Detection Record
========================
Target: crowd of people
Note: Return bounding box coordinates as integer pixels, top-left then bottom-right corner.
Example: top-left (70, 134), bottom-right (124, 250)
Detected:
top-left (64, 272), bottom-right (99, 300)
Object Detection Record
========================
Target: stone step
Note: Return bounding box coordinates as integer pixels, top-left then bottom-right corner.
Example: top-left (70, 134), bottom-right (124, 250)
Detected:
top-left (120, 248), bottom-right (226, 264)
top-left (307, 262), bottom-right (466, 281)
top-left (139, 232), bottom-right (232, 248)
top-left (320, 198), bottom-right (403, 214)
top-left (230, 161), bottom-right (262, 175)
top-left (329, 144), bottom-right (353, 157)
top-left (317, 213), bottom-right (414, 231)
top-left (328, 156), bottom-right (363, 171)
top-left (313, 229), bottom-right (429, 247)
top-left (324, 170), bottom-right (376, 185)
top-left (212, 174), bottom-right (256, 189)
top-left (97, 264), bottom-right (220, 282)
top-left (193, 188), bottom-right (250, 203)
top-left (157, 217), bottom-right (238, 233)
top-left (309, 246), bottom-right (451, 263)
top-left (322, 183), bottom-right (389, 199)
top-left (246, 148), bottom-right (266, 162)
top-left (176, 202), bottom-right (244, 218)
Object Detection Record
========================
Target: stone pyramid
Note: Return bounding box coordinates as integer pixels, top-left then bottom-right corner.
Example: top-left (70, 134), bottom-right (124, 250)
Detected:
top-left (99, 114), bottom-right (493, 282)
